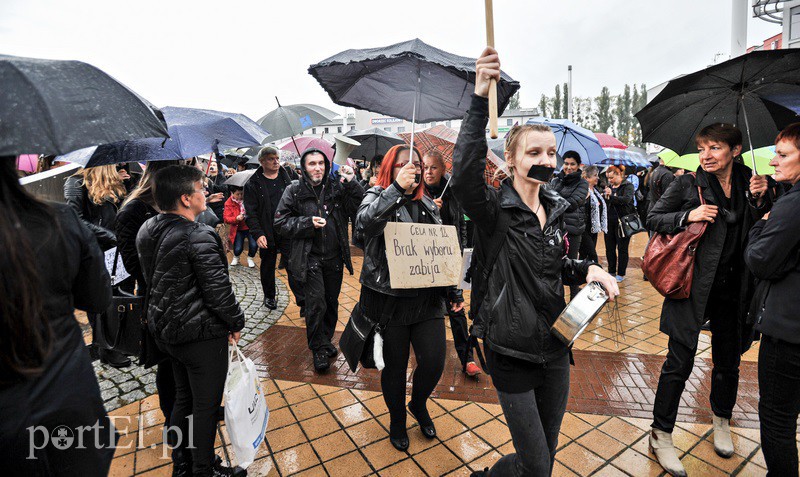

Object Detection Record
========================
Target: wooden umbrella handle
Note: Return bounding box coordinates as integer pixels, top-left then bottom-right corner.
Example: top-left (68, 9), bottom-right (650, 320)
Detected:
top-left (485, 0), bottom-right (498, 139)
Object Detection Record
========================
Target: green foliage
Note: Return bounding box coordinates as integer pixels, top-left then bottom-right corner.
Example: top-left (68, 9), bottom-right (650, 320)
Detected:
top-left (562, 82), bottom-right (569, 118)
top-left (553, 84), bottom-right (562, 119)
top-left (539, 94), bottom-right (549, 117)
top-left (595, 87), bottom-right (613, 134)
top-left (507, 91), bottom-right (521, 111)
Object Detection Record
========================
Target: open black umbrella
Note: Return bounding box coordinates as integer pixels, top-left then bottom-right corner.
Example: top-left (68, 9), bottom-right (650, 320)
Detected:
top-left (344, 127), bottom-right (404, 161)
top-left (635, 49), bottom-right (800, 173)
top-left (308, 38), bottom-right (520, 124)
top-left (0, 54), bottom-right (168, 156)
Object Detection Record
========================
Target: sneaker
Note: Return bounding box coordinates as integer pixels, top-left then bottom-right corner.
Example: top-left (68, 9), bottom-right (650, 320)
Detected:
top-left (230, 257), bottom-right (239, 266)
top-left (263, 298), bottom-right (277, 310)
top-left (616, 275), bottom-right (625, 282)
top-left (246, 257), bottom-right (255, 268)
top-left (465, 362), bottom-right (482, 377)
top-left (313, 351), bottom-right (330, 372)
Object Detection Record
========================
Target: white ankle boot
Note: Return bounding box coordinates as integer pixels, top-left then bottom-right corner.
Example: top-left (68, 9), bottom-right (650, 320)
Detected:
top-left (712, 415), bottom-right (734, 457)
top-left (649, 428), bottom-right (687, 477)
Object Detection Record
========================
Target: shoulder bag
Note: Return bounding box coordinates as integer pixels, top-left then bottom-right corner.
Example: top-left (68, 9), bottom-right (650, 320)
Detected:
top-left (90, 248), bottom-right (144, 356)
top-left (339, 298), bottom-right (395, 373)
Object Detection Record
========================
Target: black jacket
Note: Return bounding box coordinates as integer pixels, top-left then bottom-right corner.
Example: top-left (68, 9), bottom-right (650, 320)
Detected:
top-left (274, 150), bottom-right (365, 283)
top-left (136, 214), bottom-right (244, 345)
top-left (64, 175), bottom-right (118, 250)
top-left (243, 166), bottom-right (293, 248)
top-left (549, 170), bottom-right (589, 236)
top-left (355, 182), bottom-right (444, 297)
top-left (745, 184), bottom-right (800, 343)
top-left (115, 198), bottom-right (157, 293)
top-left (426, 174), bottom-right (468, 250)
top-left (646, 165), bottom-right (767, 348)
top-left (647, 165), bottom-right (676, 214)
top-left (1, 203), bottom-right (114, 475)
top-left (452, 95), bottom-right (592, 364)
top-left (206, 174), bottom-right (229, 220)
top-left (606, 181), bottom-right (636, 220)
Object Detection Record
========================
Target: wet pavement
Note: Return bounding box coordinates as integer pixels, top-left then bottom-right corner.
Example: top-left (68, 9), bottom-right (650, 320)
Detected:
top-left (98, 234), bottom-right (794, 476)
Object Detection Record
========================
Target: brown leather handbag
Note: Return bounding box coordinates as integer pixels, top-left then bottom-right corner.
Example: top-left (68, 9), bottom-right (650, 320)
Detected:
top-left (641, 178), bottom-right (707, 299)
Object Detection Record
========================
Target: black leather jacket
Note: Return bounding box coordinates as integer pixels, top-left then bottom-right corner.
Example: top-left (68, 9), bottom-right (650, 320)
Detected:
top-left (355, 182), bottom-right (444, 297)
top-left (64, 175), bottom-right (118, 250)
top-left (115, 198), bottom-right (157, 293)
top-left (452, 95), bottom-right (592, 364)
top-left (136, 214), bottom-right (244, 344)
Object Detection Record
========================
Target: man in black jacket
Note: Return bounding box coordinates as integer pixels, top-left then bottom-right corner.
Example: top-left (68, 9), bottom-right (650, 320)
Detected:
top-left (137, 165), bottom-right (244, 477)
top-left (647, 159), bottom-right (676, 215)
top-left (550, 151), bottom-right (589, 298)
top-left (275, 149), bottom-right (364, 371)
top-left (244, 146), bottom-right (296, 310)
top-left (422, 149), bottom-right (481, 377)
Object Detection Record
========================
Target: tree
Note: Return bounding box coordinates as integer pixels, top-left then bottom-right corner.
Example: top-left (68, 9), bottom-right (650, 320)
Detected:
top-left (562, 82), bottom-right (569, 118)
top-left (614, 84), bottom-right (632, 142)
top-left (631, 86), bottom-right (641, 146)
top-left (553, 85), bottom-right (562, 119)
top-left (507, 90), bottom-right (521, 110)
top-left (595, 87), bottom-right (613, 134)
top-left (573, 97), bottom-right (596, 131)
top-left (539, 94), bottom-right (549, 117)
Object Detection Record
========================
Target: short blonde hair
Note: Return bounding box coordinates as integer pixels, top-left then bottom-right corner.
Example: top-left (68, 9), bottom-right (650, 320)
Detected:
top-left (497, 124), bottom-right (555, 181)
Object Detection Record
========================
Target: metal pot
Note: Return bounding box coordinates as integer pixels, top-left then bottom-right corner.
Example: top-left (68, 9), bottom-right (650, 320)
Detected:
top-left (550, 281), bottom-right (609, 346)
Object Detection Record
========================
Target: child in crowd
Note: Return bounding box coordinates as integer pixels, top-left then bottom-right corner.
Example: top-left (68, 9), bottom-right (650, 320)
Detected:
top-left (223, 185), bottom-right (257, 267)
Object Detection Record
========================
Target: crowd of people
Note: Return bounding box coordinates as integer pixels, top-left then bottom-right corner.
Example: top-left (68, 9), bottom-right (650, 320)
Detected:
top-left (2, 48), bottom-right (799, 477)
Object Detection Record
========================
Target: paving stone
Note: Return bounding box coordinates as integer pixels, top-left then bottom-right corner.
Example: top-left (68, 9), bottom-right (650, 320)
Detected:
top-left (119, 381), bottom-right (141, 393)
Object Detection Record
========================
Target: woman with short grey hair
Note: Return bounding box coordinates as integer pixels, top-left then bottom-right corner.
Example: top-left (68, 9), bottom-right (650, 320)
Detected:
top-left (579, 165), bottom-right (606, 263)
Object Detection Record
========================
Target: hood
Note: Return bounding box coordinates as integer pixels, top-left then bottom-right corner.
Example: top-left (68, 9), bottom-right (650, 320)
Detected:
top-left (300, 148), bottom-right (331, 187)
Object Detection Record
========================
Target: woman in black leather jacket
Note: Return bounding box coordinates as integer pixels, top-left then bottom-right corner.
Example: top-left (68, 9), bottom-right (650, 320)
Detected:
top-left (451, 48), bottom-right (618, 477)
top-left (354, 144), bottom-right (455, 452)
top-left (602, 165), bottom-right (635, 282)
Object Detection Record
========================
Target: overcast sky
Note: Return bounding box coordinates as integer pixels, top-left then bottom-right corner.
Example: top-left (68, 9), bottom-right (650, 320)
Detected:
top-left (1, 0), bottom-right (781, 120)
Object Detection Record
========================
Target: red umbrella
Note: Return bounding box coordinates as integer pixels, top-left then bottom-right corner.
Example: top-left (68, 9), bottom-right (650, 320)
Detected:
top-left (279, 137), bottom-right (334, 163)
top-left (16, 154), bottom-right (38, 173)
top-left (594, 132), bottom-right (627, 149)
top-left (400, 125), bottom-right (505, 186)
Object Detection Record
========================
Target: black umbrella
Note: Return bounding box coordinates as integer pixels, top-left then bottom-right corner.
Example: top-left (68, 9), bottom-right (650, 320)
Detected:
top-left (344, 128), bottom-right (405, 161)
top-left (256, 99), bottom-right (338, 142)
top-left (0, 54), bottom-right (168, 156)
top-left (635, 49), bottom-right (800, 173)
top-left (308, 38), bottom-right (520, 124)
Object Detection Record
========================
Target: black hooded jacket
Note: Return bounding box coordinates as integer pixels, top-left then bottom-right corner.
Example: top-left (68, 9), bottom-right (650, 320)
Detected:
top-left (243, 165), bottom-right (293, 248)
top-left (549, 170), bottom-right (589, 236)
top-left (136, 213), bottom-right (244, 344)
top-left (274, 149), bottom-right (365, 282)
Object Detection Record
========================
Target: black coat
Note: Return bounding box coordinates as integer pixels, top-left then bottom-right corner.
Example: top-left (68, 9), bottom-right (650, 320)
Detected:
top-left (452, 95), bottom-right (592, 364)
top-left (647, 165), bottom-right (676, 214)
top-left (606, 181), bottom-right (636, 220)
top-left (64, 175), bottom-right (118, 250)
top-left (550, 170), bottom-right (589, 236)
top-left (115, 198), bottom-right (157, 293)
top-left (355, 182), bottom-right (443, 297)
top-left (646, 164), bottom-right (767, 348)
top-left (136, 214), bottom-right (245, 345)
top-left (274, 173), bottom-right (364, 283)
top-left (243, 166), bottom-right (293, 248)
top-left (745, 184), bottom-right (800, 343)
top-left (1, 203), bottom-right (114, 475)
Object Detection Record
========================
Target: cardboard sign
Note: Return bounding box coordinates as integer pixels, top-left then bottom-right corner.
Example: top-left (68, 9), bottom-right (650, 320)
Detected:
top-left (383, 222), bottom-right (462, 289)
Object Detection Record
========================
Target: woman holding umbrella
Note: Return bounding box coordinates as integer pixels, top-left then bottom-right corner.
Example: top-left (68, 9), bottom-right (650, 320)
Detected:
top-left (453, 47), bottom-right (618, 477)
top-left (646, 123), bottom-right (769, 476)
top-left (355, 144), bottom-right (456, 451)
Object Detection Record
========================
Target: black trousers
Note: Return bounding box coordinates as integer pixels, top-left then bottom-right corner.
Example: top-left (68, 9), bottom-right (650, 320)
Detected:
top-left (448, 308), bottom-right (473, 368)
top-left (260, 241), bottom-right (304, 306)
top-left (566, 233), bottom-right (583, 299)
top-left (160, 337), bottom-right (228, 477)
top-left (156, 360), bottom-right (176, 425)
top-left (381, 318), bottom-right (446, 435)
top-left (758, 335), bottom-right (800, 477)
top-left (579, 231), bottom-right (598, 263)
top-left (305, 257), bottom-right (343, 353)
top-left (652, 287), bottom-right (741, 433)
top-left (604, 220), bottom-right (630, 276)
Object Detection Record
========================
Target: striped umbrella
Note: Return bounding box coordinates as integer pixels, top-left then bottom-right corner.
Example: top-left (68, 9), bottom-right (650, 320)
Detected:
top-left (399, 125), bottom-right (506, 185)
top-left (597, 147), bottom-right (651, 168)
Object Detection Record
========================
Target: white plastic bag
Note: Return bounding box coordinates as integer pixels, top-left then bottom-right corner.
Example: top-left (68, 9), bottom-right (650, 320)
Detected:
top-left (223, 342), bottom-right (269, 469)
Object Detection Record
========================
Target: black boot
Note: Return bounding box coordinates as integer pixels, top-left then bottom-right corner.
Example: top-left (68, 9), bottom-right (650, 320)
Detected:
top-left (99, 348), bottom-right (131, 368)
top-left (408, 402), bottom-right (436, 439)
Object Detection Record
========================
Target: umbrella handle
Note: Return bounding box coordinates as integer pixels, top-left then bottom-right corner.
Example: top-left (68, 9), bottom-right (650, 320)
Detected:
top-left (485, 0), bottom-right (498, 139)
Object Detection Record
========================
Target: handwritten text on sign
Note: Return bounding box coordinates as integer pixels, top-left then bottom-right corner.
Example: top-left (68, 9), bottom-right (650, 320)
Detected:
top-left (383, 222), bottom-right (462, 289)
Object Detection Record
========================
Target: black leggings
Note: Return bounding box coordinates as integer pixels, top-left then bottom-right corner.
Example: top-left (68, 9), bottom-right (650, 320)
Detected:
top-left (604, 219), bottom-right (630, 276)
top-left (381, 319), bottom-right (446, 435)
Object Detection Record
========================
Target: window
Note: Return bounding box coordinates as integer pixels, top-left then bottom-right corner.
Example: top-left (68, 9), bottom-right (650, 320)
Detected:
top-left (397, 126), bottom-right (405, 133)
top-left (350, 126), bottom-right (355, 131)
top-left (324, 127), bottom-right (329, 134)
top-left (791, 7), bottom-right (800, 41)
top-left (311, 128), bottom-right (316, 134)
top-left (337, 127), bottom-right (342, 133)
top-left (507, 118), bottom-right (513, 126)
top-left (430, 122), bottom-right (437, 127)
top-left (446, 121), bottom-right (452, 128)
top-left (384, 127), bottom-right (391, 132)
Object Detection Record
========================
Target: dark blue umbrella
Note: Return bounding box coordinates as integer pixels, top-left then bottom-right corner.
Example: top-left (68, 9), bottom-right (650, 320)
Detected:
top-left (525, 117), bottom-right (605, 166)
top-left (57, 106), bottom-right (270, 167)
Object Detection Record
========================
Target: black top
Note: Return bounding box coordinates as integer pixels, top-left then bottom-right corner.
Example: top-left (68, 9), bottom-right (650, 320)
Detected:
top-left (310, 182), bottom-right (341, 261)
top-left (264, 175), bottom-right (284, 217)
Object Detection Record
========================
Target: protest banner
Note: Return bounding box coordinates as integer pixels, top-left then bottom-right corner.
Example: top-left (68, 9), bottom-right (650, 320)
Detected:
top-left (384, 222), bottom-right (461, 289)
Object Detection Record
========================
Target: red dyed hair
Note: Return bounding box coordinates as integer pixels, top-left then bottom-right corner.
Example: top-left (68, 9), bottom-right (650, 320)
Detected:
top-left (776, 122), bottom-right (800, 150)
top-left (375, 144), bottom-right (426, 201)
top-left (606, 165), bottom-right (626, 176)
